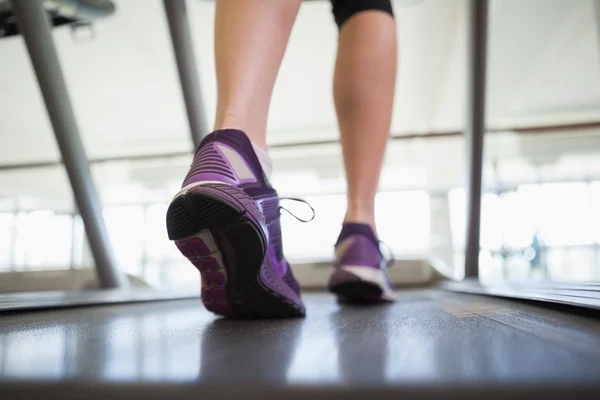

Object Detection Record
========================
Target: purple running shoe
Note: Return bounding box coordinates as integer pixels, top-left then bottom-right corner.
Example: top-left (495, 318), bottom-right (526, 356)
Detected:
top-left (166, 129), bottom-right (305, 318)
top-left (328, 223), bottom-right (396, 303)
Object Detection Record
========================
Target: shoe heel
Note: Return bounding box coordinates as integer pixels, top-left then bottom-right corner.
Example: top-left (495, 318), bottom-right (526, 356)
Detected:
top-left (166, 182), bottom-right (264, 242)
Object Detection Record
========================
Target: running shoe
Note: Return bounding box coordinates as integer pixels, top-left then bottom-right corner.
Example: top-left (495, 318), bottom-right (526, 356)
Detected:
top-left (166, 129), bottom-right (305, 318)
top-left (328, 223), bottom-right (396, 303)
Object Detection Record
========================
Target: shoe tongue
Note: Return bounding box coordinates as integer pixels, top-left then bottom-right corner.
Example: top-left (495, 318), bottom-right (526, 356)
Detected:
top-left (336, 223), bottom-right (379, 247)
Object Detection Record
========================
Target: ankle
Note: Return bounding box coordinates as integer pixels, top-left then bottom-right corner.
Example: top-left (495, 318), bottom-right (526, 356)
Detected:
top-left (344, 207), bottom-right (376, 234)
top-left (214, 111), bottom-right (267, 149)
top-left (337, 220), bottom-right (379, 250)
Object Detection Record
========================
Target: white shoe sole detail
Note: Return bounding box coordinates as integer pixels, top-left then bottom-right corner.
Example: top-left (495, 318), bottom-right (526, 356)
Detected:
top-left (340, 265), bottom-right (397, 300)
top-left (171, 180), bottom-right (230, 201)
top-left (178, 229), bottom-right (228, 283)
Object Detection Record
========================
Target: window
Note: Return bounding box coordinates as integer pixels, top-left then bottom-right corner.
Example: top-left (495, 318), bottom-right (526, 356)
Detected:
top-left (449, 189), bottom-right (504, 251)
top-left (103, 206), bottom-right (146, 276)
top-left (12, 210), bottom-right (72, 270)
top-left (450, 181), bottom-right (600, 282)
top-left (501, 189), bottom-right (540, 249)
top-left (592, 182), bottom-right (600, 244)
top-left (518, 183), bottom-right (594, 247)
top-left (375, 191), bottom-right (430, 255)
top-left (281, 194), bottom-right (346, 262)
top-left (0, 213), bottom-right (14, 270)
top-left (280, 191), bottom-right (431, 262)
top-left (448, 188), bottom-right (466, 250)
top-left (144, 204), bottom-right (183, 265)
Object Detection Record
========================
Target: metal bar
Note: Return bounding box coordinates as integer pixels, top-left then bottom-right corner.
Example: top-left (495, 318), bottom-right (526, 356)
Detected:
top-left (2, 120), bottom-right (600, 172)
top-left (463, 0), bottom-right (489, 278)
top-left (69, 210), bottom-right (77, 270)
top-left (140, 205), bottom-right (149, 280)
top-left (595, 0), bottom-right (600, 65)
top-left (23, 211), bottom-right (29, 271)
top-left (163, 0), bottom-right (208, 148)
top-left (11, 0), bottom-right (127, 289)
top-left (8, 204), bottom-right (18, 272)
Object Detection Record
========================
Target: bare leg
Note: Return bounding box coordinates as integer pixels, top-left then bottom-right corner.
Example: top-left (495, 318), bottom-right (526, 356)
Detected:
top-left (168, 0), bottom-right (307, 319)
top-left (334, 11), bottom-right (397, 231)
top-left (213, 0), bottom-right (302, 150)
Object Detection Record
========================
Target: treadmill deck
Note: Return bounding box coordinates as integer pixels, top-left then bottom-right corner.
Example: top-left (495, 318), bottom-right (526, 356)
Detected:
top-left (1, 289), bottom-right (600, 398)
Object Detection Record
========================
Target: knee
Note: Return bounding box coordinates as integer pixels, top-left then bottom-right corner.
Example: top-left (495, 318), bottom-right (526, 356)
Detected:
top-left (330, 0), bottom-right (394, 29)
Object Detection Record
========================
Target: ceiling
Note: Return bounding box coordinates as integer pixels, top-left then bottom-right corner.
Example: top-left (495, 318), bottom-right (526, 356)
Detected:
top-left (0, 0), bottom-right (599, 208)
top-left (1, 0), bottom-right (599, 163)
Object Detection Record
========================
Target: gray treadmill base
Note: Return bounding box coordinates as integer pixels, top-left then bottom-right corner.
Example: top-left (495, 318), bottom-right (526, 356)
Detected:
top-left (441, 279), bottom-right (600, 310)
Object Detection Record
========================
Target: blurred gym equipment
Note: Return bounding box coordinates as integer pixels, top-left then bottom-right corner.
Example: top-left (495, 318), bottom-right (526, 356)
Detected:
top-left (0, 0), bottom-right (115, 39)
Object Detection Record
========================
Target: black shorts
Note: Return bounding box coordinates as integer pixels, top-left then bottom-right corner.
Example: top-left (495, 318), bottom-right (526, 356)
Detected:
top-left (329, 0), bottom-right (394, 28)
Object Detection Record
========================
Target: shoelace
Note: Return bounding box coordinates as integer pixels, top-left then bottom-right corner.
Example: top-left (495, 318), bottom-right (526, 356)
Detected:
top-left (279, 197), bottom-right (316, 223)
top-left (279, 197), bottom-right (394, 268)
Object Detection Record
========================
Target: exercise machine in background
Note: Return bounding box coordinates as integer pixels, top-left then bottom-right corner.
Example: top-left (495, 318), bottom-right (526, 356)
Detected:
top-left (0, 0), bottom-right (115, 40)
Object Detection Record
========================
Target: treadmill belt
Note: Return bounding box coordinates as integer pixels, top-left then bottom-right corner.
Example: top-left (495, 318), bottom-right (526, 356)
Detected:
top-left (1, 289), bottom-right (600, 399)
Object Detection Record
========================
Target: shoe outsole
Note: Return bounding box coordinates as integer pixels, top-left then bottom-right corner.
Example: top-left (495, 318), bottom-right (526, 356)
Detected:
top-left (329, 281), bottom-right (385, 304)
top-left (328, 269), bottom-right (393, 304)
top-left (166, 183), bottom-right (305, 319)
